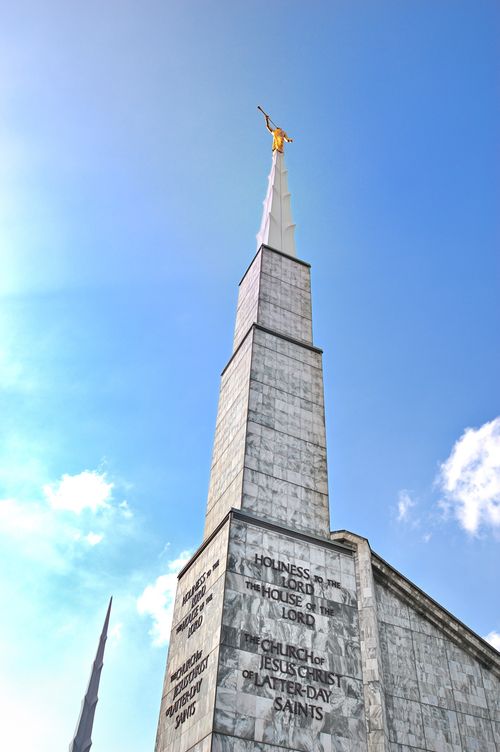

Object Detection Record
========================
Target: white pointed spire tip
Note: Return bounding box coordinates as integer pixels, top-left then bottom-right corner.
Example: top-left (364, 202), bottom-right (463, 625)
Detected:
top-left (256, 150), bottom-right (296, 258)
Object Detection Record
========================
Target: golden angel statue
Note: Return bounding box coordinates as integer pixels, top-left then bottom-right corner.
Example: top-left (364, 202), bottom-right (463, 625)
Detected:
top-left (258, 106), bottom-right (293, 153)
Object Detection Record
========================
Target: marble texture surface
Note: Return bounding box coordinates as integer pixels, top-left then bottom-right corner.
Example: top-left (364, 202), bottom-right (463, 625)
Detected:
top-left (205, 246), bottom-right (330, 540)
top-left (234, 252), bottom-right (262, 352)
top-left (155, 521), bottom-right (229, 752)
top-left (376, 571), bottom-right (500, 751)
top-left (212, 516), bottom-right (366, 751)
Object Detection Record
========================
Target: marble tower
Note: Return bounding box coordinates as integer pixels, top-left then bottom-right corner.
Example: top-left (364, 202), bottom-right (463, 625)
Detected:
top-left (154, 144), bottom-right (500, 752)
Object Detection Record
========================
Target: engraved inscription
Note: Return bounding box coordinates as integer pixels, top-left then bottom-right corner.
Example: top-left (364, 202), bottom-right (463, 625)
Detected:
top-left (242, 633), bottom-right (344, 721)
top-left (165, 649), bottom-right (209, 728)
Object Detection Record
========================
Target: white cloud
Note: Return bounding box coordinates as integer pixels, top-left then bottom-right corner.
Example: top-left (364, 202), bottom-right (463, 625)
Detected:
top-left (484, 631), bottom-right (500, 651)
top-left (109, 622), bottom-right (123, 642)
top-left (0, 469), bottom-right (127, 570)
top-left (85, 531), bottom-right (104, 546)
top-left (0, 496), bottom-right (106, 570)
top-left (44, 470), bottom-right (113, 514)
top-left (438, 417), bottom-right (500, 535)
top-left (397, 489), bottom-right (416, 521)
top-left (137, 550), bottom-right (191, 647)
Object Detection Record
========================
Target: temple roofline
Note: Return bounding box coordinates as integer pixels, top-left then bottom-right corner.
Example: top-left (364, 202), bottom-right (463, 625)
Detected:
top-left (332, 530), bottom-right (500, 677)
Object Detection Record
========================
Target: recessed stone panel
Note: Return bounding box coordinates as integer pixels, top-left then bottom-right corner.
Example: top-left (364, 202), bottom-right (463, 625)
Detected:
top-left (379, 623), bottom-right (419, 702)
top-left (385, 695), bottom-right (425, 749)
top-left (155, 521), bottom-right (229, 752)
top-left (213, 516), bottom-right (366, 751)
top-left (457, 711), bottom-right (497, 751)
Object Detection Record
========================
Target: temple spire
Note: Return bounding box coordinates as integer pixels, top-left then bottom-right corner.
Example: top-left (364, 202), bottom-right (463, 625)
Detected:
top-left (69, 597), bottom-right (112, 752)
top-left (256, 106), bottom-right (296, 257)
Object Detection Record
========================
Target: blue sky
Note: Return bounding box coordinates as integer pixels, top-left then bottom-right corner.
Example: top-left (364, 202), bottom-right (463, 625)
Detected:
top-left (0, 1), bottom-right (499, 750)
